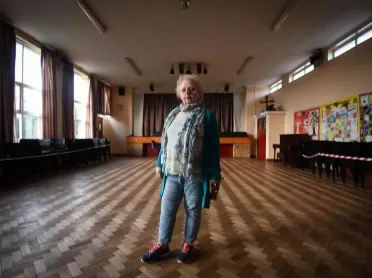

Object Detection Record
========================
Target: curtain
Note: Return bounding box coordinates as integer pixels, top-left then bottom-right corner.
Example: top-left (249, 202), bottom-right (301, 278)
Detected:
top-left (86, 76), bottom-right (93, 138)
top-left (204, 93), bottom-right (234, 132)
top-left (41, 47), bottom-right (57, 139)
top-left (0, 20), bottom-right (16, 145)
top-left (97, 80), bottom-right (104, 115)
top-left (143, 94), bottom-right (180, 136)
top-left (133, 93), bottom-right (144, 136)
top-left (233, 92), bottom-right (245, 131)
top-left (61, 58), bottom-right (74, 139)
top-left (104, 84), bottom-right (111, 115)
top-left (89, 76), bottom-right (99, 137)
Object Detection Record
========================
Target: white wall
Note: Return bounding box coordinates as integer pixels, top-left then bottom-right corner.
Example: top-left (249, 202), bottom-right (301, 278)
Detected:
top-left (103, 87), bottom-right (133, 154)
top-left (272, 38), bottom-right (372, 133)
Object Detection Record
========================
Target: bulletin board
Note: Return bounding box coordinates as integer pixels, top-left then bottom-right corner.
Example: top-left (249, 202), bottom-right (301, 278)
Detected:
top-left (320, 96), bottom-right (360, 142)
top-left (360, 92), bottom-right (372, 142)
top-left (293, 107), bottom-right (320, 140)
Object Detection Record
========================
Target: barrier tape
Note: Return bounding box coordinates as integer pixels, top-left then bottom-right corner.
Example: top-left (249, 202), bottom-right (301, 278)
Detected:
top-left (302, 153), bottom-right (372, 161)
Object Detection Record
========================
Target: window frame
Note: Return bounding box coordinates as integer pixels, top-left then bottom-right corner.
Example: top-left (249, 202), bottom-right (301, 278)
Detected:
top-left (15, 40), bottom-right (42, 141)
top-left (328, 21), bottom-right (372, 61)
top-left (269, 80), bottom-right (282, 93)
top-left (289, 61), bottom-right (314, 83)
top-left (73, 71), bottom-right (89, 139)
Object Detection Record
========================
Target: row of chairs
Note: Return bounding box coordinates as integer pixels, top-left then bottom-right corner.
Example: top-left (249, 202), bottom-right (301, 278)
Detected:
top-left (301, 141), bottom-right (372, 188)
top-left (0, 138), bottom-right (111, 183)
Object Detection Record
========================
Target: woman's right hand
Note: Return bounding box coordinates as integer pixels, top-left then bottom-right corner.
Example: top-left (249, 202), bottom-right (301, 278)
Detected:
top-left (155, 167), bottom-right (162, 178)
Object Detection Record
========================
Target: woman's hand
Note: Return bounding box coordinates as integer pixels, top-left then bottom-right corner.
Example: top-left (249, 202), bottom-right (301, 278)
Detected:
top-left (155, 167), bottom-right (162, 178)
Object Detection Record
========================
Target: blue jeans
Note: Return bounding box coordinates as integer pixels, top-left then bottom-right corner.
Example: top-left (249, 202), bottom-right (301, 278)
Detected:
top-left (158, 175), bottom-right (203, 244)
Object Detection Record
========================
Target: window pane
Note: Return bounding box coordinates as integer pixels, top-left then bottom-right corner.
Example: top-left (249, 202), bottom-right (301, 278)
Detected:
top-left (15, 43), bottom-right (23, 83)
top-left (23, 114), bottom-right (39, 139)
top-left (24, 87), bottom-right (42, 115)
top-left (16, 113), bottom-right (22, 141)
top-left (293, 71), bottom-right (304, 81)
top-left (334, 40), bottom-right (356, 58)
top-left (15, 85), bottom-right (20, 111)
top-left (23, 46), bottom-right (41, 90)
top-left (357, 29), bottom-right (372, 45)
top-left (305, 65), bottom-right (314, 74)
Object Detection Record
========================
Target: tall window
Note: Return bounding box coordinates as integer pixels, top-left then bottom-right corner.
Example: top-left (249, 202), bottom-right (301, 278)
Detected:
top-left (289, 61), bottom-right (314, 83)
top-left (15, 41), bottom-right (42, 140)
top-left (269, 80), bottom-right (282, 93)
top-left (74, 72), bottom-right (89, 139)
top-left (328, 21), bottom-right (372, 60)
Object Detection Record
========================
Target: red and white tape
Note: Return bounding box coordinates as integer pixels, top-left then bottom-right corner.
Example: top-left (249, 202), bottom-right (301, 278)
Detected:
top-left (302, 153), bottom-right (372, 161)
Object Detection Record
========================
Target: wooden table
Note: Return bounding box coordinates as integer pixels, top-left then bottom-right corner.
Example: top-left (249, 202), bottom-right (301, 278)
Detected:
top-left (126, 136), bottom-right (252, 157)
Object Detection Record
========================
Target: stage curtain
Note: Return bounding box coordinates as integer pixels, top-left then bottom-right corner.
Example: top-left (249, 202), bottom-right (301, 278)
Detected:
top-left (204, 93), bottom-right (234, 132)
top-left (0, 20), bottom-right (16, 145)
top-left (143, 94), bottom-right (180, 136)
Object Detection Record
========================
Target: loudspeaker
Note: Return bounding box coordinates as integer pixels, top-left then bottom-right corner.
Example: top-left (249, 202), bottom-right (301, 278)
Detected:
top-left (224, 84), bottom-right (230, 92)
top-left (310, 49), bottom-right (324, 67)
top-left (118, 86), bottom-right (125, 96)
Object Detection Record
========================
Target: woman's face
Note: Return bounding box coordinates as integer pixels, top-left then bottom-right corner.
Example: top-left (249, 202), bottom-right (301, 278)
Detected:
top-left (179, 79), bottom-right (200, 105)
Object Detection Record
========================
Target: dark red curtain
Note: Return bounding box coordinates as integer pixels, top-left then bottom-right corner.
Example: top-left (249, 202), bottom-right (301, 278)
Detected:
top-left (41, 47), bottom-right (57, 139)
top-left (204, 93), bottom-right (234, 132)
top-left (62, 58), bottom-right (75, 139)
top-left (0, 20), bottom-right (16, 145)
top-left (143, 94), bottom-right (180, 136)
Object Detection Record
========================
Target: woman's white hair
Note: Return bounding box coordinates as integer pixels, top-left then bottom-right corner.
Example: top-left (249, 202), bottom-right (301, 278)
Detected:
top-left (175, 74), bottom-right (204, 98)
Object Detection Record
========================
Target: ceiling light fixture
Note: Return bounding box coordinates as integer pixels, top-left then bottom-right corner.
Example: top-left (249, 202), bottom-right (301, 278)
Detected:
top-left (272, 0), bottom-right (299, 32)
top-left (180, 0), bottom-right (191, 10)
top-left (236, 56), bottom-right (254, 76)
top-left (75, 0), bottom-right (106, 34)
top-left (124, 57), bottom-right (142, 77)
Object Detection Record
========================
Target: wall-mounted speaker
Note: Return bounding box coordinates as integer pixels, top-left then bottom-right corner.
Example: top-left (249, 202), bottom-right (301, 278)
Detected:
top-left (118, 86), bottom-right (125, 96)
top-left (224, 84), bottom-right (230, 92)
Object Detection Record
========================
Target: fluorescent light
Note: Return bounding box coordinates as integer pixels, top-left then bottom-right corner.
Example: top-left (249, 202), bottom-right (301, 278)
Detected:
top-left (272, 0), bottom-right (299, 32)
top-left (124, 57), bottom-right (142, 77)
top-left (75, 0), bottom-right (106, 34)
top-left (236, 56), bottom-right (254, 76)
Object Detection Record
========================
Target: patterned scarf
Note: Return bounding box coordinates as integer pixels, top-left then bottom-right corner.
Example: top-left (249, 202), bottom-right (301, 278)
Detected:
top-left (160, 99), bottom-right (205, 177)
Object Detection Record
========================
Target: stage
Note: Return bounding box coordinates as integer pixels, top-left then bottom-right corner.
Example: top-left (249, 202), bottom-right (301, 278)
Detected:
top-left (126, 135), bottom-right (252, 158)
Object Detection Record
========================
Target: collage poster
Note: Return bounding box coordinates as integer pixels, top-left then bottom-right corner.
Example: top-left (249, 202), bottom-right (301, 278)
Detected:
top-left (320, 96), bottom-right (359, 142)
top-left (294, 107), bottom-right (320, 140)
top-left (360, 92), bottom-right (372, 142)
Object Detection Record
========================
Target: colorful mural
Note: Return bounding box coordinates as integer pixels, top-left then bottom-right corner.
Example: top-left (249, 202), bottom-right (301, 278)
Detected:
top-left (360, 92), bottom-right (372, 142)
top-left (294, 107), bottom-right (320, 140)
top-left (320, 96), bottom-right (360, 142)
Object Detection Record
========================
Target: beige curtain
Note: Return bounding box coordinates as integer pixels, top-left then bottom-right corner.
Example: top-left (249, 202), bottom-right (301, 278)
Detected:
top-left (41, 47), bottom-right (57, 139)
top-left (104, 85), bottom-right (111, 115)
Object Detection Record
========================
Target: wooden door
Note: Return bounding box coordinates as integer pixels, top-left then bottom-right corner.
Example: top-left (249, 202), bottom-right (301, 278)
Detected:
top-left (257, 117), bottom-right (266, 160)
top-left (97, 117), bottom-right (103, 138)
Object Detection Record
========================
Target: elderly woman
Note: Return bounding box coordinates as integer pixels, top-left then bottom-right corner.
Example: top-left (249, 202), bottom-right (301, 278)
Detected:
top-left (141, 74), bottom-right (221, 264)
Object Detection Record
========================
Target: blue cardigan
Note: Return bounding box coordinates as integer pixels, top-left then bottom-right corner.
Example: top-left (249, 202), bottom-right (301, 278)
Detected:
top-left (156, 109), bottom-right (221, 209)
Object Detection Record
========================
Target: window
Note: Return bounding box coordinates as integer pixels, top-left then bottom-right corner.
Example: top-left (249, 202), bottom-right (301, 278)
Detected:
top-left (289, 61), bottom-right (314, 83)
top-left (328, 22), bottom-right (372, 60)
top-left (15, 41), bottom-right (42, 141)
top-left (270, 80), bottom-right (282, 93)
top-left (74, 72), bottom-right (89, 139)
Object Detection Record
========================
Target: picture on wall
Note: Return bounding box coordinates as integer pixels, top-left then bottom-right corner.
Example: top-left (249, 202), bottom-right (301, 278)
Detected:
top-left (320, 96), bottom-right (360, 142)
top-left (360, 92), bottom-right (372, 142)
top-left (294, 107), bottom-right (320, 140)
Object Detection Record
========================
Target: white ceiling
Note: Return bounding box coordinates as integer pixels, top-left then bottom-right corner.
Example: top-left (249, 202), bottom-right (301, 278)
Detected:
top-left (1, 0), bottom-right (372, 91)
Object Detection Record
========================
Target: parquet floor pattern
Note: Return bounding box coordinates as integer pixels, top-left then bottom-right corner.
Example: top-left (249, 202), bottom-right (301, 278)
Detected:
top-left (1, 158), bottom-right (372, 278)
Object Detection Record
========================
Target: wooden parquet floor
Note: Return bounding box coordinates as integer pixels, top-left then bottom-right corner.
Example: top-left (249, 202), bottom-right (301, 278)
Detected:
top-left (1, 158), bottom-right (372, 278)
